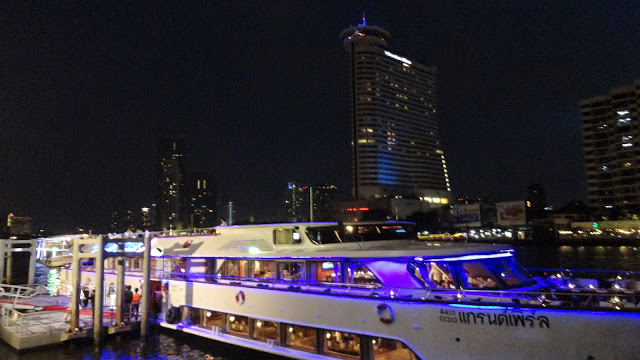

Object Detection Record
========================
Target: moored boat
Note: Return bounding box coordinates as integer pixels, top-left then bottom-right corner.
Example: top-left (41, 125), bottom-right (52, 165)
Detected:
top-left (57, 222), bottom-right (640, 359)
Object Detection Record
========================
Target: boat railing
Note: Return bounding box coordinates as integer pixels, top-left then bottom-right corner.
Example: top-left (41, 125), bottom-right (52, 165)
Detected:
top-left (158, 270), bottom-right (640, 311)
top-left (528, 268), bottom-right (640, 292)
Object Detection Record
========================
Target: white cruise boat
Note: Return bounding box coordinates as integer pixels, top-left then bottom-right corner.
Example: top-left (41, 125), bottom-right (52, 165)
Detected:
top-left (58, 222), bottom-right (640, 359)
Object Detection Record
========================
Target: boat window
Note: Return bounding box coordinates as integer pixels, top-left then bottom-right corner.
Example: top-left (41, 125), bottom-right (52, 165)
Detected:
top-left (217, 259), bottom-right (251, 278)
top-left (344, 224), bottom-right (417, 241)
top-left (460, 261), bottom-right (500, 289)
top-left (308, 261), bottom-right (342, 283)
top-left (179, 306), bottom-right (201, 326)
top-left (278, 261), bottom-right (305, 281)
top-left (204, 258), bottom-right (216, 282)
top-left (286, 324), bottom-right (317, 352)
top-left (426, 262), bottom-right (455, 288)
top-left (346, 262), bottom-right (381, 286)
top-left (200, 309), bottom-right (224, 329)
top-left (305, 227), bottom-right (342, 244)
top-left (407, 262), bottom-right (429, 287)
top-left (488, 257), bottom-right (535, 288)
top-left (373, 338), bottom-right (419, 360)
top-left (324, 330), bottom-right (361, 359)
top-left (252, 318), bottom-right (279, 343)
top-left (227, 314), bottom-right (249, 336)
top-left (252, 260), bottom-right (275, 279)
top-left (274, 229), bottom-right (302, 245)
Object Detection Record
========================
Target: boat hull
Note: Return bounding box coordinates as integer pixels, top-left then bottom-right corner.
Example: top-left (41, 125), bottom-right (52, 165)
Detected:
top-left (160, 280), bottom-right (640, 360)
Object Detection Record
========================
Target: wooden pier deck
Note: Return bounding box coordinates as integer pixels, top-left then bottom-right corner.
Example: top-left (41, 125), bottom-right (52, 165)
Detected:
top-left (0, 295), bottom-right (139, 350)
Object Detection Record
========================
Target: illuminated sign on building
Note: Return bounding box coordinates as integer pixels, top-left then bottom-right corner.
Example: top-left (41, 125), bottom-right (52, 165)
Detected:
top-left (383, 50), bottom-right (412, 65)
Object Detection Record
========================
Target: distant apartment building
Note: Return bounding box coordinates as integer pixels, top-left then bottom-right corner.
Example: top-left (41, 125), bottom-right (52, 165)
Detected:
top-left (188, 172), bottom-right (218, 228)
top-left (156, 135), bottom-right (186, 230)
top-left (284, 182), bottom-right (337, 222)
top-left (340, 17), bottom-right (451, 204)
top-left (580, 80), bottom-right (640, 215)
top-left (6, 213), bottom-right (33, 236)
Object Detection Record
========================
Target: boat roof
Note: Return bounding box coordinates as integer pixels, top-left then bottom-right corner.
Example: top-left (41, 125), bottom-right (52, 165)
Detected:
top-left (153, 222), bottom-right (512, 260)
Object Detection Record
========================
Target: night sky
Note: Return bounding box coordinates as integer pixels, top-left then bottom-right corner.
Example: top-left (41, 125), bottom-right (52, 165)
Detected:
top-left (2, 2), bottom-right (640, 233)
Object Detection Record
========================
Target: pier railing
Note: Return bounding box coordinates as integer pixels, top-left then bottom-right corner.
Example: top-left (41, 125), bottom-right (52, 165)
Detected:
top-left (0, 306), bottom-right (90, 336)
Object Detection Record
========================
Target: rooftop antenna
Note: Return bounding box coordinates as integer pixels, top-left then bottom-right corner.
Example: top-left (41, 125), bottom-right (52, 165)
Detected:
top-left (361, 12), bottom-right (367, 26)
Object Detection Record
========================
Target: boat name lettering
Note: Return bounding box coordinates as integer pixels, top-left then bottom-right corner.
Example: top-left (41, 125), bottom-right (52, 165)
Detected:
top-left (453, 311), bottom-right (550, 329)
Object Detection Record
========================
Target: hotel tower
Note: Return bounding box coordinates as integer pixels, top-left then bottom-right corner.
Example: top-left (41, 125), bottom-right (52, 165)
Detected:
top-left (580, 80), bottom-right (640, 215)
top-left (340, 17), bottom-right (451, 204)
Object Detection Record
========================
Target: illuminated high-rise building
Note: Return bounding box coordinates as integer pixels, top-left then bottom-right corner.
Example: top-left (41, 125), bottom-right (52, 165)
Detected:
top-left (284, 182), bottom-right (338, 222)
top-left (188, 172), bottom-right (218, 228)
top-left (340, 16), bottom-right (451, 203)
top-left (580, 80), bottom-right (640, 215)
top-left (156, 135), bottom-right (186, 230)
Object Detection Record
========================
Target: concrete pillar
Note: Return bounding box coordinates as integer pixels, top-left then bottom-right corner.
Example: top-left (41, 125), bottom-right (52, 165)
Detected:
top-left (140, 232), bottom-right (151, 339)
top-left (115, 240), bottom-right (125, 325)
top-left (28, 239), bottom-right (36, 285)
top-left (68, 238), bottom-right (81, 331)
top-left (93, 235), bottom-right (105, 346)
top-left (5, 249), bottom-right (12, 284)
top-left (0, 239), bottom-right (5, 284)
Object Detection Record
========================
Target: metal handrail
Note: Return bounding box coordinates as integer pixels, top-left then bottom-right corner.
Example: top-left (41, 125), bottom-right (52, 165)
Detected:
top-left (155, 269), bottom-right (640, 311)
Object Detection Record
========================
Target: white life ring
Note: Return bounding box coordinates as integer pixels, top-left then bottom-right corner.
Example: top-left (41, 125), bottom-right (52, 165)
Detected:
top-left (377, 303), bottom-right (394, 324)
top-left (235, 290), bottom-right (245, 305)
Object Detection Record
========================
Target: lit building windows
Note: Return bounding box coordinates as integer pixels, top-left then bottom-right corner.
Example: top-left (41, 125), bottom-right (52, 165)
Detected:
top-left (617, 118), bottom-right (631, 126)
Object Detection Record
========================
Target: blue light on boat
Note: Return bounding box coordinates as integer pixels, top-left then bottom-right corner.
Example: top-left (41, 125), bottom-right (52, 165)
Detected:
top-left (449, 304), bottom-right (505, 310)
top-left (416, 252), bottom-right (513, 262)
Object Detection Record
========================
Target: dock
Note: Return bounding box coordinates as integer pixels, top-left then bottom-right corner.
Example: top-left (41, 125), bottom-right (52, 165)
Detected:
top-left (0, 292), bottom-right (140, 350)
top-left (0, 233), bottom-right (154, 350)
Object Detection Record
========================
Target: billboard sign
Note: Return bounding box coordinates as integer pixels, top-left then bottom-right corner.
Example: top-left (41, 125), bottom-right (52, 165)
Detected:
top-left (452, 204), bottom-right (481, 227)
top-left (497, 201), bottom-right (526, 226)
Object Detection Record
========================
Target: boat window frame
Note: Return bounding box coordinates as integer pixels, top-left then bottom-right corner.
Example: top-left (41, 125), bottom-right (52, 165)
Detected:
top-left (273, 228), bottom-right (302, 245)
top-left (276, 260), bottom-right (306, 282)
top-left (306, 260), bottom-right (343, 284)
top-left (345, 261), bottom-right (382, 286)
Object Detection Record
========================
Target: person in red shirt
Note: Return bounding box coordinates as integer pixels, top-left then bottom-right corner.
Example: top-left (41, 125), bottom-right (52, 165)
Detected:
top-left (132, 288), bottom-right (141, 320)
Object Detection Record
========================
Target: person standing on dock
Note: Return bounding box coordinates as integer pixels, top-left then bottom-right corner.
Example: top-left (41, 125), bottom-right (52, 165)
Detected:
top-left (81, 278), bottom-right (92, 308)
top-left (132, 288), bottom-right (141, 320)
top-left (124, 285), bottom-right (133, 320)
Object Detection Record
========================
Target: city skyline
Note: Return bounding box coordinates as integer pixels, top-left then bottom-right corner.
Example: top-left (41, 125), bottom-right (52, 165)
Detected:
top-left (2, 2), bottom-right (640, 233)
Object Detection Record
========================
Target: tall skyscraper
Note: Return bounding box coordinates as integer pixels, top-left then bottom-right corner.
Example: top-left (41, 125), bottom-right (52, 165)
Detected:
top-left (580, 80), bottom-right (640, 215)
top-left (188, 172), bottom-right (218, 228)
top-left (284, 182), bottom-right (338, 222)
top-left (340, 17), bottom-right (451, 202)
top-left (156, 135), bottom-right (186, 230)
top-left (284, 182), bottom-right (307, 221)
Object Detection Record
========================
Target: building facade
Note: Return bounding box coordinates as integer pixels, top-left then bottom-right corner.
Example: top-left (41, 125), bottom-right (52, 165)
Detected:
top-left (580, 81), bottom-right (640, 215)
top-left (284, 182), bottom-right (337, 222)
top-left (156, 135), bottom-right (186, 230)
top-left (188, 172), bottom-right (218, 228)
top-left (340, 18), bottom-right (451, 203)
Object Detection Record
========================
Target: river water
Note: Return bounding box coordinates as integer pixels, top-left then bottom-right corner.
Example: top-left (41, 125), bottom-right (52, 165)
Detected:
top-left (3, 244), bottom-right (639, 359)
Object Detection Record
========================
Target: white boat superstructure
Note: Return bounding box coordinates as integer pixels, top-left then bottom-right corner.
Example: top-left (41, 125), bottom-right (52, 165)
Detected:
top-left (57, 222), bottom-right (640, 359)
